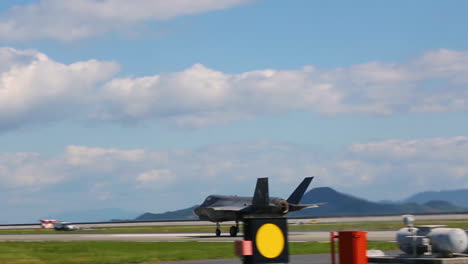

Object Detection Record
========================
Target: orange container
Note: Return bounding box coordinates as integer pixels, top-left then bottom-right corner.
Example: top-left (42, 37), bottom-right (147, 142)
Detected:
top-left (338, 231), bottom-right (368, 264)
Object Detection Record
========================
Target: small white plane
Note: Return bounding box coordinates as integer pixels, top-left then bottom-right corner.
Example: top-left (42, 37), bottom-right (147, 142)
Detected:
top-left (40, 219), bottom-right (58, 229)
top-left (52, 221), bottom-right (80, 231)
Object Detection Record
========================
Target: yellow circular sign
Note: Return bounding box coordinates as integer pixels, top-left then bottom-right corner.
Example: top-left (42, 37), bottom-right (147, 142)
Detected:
top-left (255, 223), bottom-right (285, 258)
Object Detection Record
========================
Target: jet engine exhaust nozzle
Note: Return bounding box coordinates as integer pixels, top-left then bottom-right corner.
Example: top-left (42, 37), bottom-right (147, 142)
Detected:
top-left (279, 199), bottom-right (289, 214)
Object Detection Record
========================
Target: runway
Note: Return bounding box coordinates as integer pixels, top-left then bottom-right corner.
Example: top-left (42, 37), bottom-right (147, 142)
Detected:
top-left (2, 213), bottom-right (468, 230)
top-left (2, 213), bottom-right (466, 242)
top-left (0, 230), bottom-right (397, 242)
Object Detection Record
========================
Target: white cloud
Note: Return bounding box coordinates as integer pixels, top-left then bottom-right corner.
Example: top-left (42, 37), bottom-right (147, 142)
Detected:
top-left (0, 152), bottom-right (64, 188)
top-left (66, 146), bottom-right (148, 167)
top-left (0, 47), bottom-right (119, 131)
top-left (137, 169), bottom-right (176, 189)
top-left (96, 49), bottom-right (468, 127)
top-left (349, 136), bottom-right (468, 162)
top-left (3, 136), bottom-right (468, 199)
top-left (335, 137), bottom-right (468, 197)
top-left (1, 47), bottom-right (468, 130)
top-left (3, 136), bottom-right (468, 222)
top-left (0, 0), bottom-right (252, 42)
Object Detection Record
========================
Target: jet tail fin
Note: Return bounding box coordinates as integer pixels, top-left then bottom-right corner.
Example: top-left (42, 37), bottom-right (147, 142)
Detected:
top-left (252, 177), bottom-right (269, 206)
top-left (287, 177), bottom-right (314, 204)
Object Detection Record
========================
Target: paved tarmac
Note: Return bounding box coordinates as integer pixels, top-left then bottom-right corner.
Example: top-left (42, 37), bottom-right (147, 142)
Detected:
top-left (149, 251), bottom-right (401, 264)
top-left (151, 254), bottom-right (331, 264)
top-left (0, 230), bottom-right (397, 242)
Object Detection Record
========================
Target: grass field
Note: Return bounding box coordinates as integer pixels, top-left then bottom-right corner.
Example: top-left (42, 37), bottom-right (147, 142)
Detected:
top-left (0, 241), bottom-right (399, 264)
top-left (1, 219), bottom-right (468, 234)
top-left (0, 219), bottom-right (436, 263)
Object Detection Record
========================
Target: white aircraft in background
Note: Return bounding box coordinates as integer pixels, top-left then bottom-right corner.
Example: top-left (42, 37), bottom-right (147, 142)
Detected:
top-left (53, 221), bottom-right (80, 231)
top-left (40, 219), bottom-right (58, 229)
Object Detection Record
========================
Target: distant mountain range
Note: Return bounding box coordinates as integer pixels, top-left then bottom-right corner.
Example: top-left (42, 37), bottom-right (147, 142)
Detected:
top-left (40, 188), bottom-right (468, 222)
top-left (133, 187), bottom-right (468, 221)
top-left (135, 206), bottom-right (199, 221)
top-left (288, 187), bottom-right (466, 217)
top-left (404, 189), bottom-right (468, 208)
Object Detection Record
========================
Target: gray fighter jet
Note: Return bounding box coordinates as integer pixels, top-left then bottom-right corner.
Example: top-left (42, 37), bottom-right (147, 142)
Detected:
top-left (193, 177), bottom-right (322, 237)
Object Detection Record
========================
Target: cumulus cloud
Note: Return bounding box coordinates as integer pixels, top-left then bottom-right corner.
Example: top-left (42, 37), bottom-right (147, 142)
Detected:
top-left (137, 169), bottom-right (176, 189)
top-left (95, 49), bottom-right (468, 127)
top-left (346, 137), bottom-right (468, 192)
top-left (0, 0), bottom-right (252, 42)
top-left (1, 47), bottom-right (468, 130)
top-left (2, 137), bottom-right (468, 202)
top-left (0, 47), bottom-right (119, 131)
top-left (66, 146), bottom-right (147, 168)
top-left (0, 152), bottom-right (64, 188)
top-left (349, 136), bottom-right (468, 162)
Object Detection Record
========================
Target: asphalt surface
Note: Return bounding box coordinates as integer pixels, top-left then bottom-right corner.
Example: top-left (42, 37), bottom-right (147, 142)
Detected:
top-left (151, 254), bottom-right (331, 264)
top-left (0, 230), bottom-right (397, 242)
top-left (149, 251), bottom-right (402, 264)
top-left (3, 213), bottom-right (466, 242)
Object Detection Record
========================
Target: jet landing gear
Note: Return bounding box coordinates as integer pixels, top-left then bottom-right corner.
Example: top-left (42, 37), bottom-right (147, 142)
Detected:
top-left (214, 222), bottom-right (239, 237)
top-left (215, 222), bottom-right (221, 237)
top-left (229, 221), bottom-right (240, 237)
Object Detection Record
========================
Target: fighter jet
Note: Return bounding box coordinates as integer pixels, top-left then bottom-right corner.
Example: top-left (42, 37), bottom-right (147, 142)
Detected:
top-left (193, 177), bottom-right (322, 237)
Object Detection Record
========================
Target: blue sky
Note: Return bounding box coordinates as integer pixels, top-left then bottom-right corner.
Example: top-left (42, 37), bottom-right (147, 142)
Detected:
top-left (0, 0), bottom-right (468, 223)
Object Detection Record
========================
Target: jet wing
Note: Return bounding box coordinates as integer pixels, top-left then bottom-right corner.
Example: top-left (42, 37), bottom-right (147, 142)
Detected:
top-left (305, 202), bottom-right (327, 208)
top-left (289, 203), bottom-right (326, 211)
top-left (208, 206), bottom-right (249, 211)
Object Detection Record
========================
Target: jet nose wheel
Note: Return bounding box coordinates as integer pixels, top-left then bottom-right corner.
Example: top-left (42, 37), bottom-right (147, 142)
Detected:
top-left (215, 228), bottom-right (221, 237)
top-left (229, 226), bottom-right (238, 237)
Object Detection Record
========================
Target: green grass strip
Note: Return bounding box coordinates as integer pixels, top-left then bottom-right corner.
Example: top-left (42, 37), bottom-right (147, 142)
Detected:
top-left (0, 241), bottom-right (398, 264)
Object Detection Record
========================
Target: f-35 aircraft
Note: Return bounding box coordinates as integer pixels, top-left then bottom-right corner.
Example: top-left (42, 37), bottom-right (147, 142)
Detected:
top-left (193, 177), bottom-right (322, 237)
